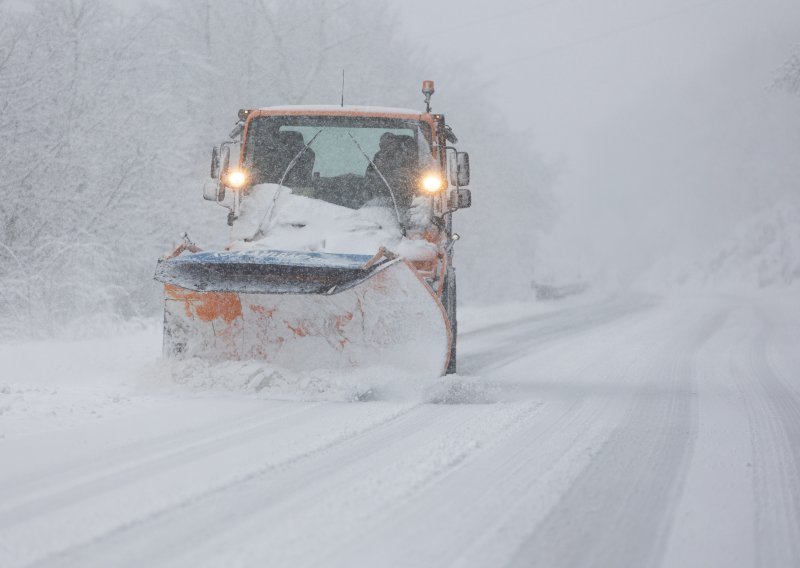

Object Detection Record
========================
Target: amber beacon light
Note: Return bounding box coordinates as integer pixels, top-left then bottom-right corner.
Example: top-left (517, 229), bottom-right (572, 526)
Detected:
top-left (422, 80), bottom-right (435, 113)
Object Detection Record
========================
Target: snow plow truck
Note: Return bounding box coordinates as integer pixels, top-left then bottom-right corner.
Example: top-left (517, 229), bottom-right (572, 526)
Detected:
top-left (154, 81), bottom-right (472, 375)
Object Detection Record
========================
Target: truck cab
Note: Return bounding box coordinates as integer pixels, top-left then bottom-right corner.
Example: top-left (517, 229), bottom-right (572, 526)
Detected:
top-left (184, 82), bottom-right (472, 374)
top-left (205, 103), bottom-right (471, 229)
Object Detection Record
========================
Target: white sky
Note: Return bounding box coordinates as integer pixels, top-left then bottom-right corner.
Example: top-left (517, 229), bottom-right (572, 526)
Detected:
top-left (397, 0), bottom-right (797, 155)
top-left (395, 0), bottom-right (800, 281)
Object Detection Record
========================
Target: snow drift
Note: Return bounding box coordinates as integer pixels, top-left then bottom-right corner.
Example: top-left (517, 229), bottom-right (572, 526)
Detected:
top-left (641, 200), bottom-right (800, 290)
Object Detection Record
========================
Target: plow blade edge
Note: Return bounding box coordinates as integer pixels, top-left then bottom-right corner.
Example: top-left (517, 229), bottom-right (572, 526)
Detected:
top-left (155, 250), bottom-right (451, 375)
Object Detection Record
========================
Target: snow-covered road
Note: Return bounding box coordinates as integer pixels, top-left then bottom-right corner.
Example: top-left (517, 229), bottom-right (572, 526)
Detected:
top-left (1, 293), bottom-right (799, 567)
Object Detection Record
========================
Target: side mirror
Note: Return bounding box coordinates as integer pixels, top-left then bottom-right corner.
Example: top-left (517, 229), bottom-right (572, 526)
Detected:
top-left (203, 179), bottom-right (225, 201)
top-left (219, 145), bottom-right (231, 178)
top-left (448, 188), bottom-right (471, 210)
top-left (210, 145), bottom-right (232, 180)
top-left (205, 145), bottom-right (230, 201)
top-left (210, 146), bottom-right (220, 179)
top-left (457, 188), bottom-right (471, 208)
top-left (448, 150), bottom-right (458, 183)
top-left (456, 152), bottom-right (470, 187)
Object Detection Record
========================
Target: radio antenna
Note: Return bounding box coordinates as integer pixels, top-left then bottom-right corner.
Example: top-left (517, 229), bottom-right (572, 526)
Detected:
top-left (341, 69), bottom-right (345, 107)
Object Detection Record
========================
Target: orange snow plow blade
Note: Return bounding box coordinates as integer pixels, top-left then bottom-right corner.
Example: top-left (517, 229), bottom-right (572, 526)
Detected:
top-left (155, 251), bottom-right (451, 375)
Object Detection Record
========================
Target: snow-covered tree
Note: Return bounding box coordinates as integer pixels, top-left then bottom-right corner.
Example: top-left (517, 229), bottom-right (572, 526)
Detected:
top-left (0, 0), bottom-right (554, 338)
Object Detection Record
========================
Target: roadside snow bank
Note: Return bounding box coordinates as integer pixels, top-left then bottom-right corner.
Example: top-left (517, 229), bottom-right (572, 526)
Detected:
top-left (0, 321), bottom-right (163, 437)
top-left (640, 199), bottom-right (800, 291)
top-left (0, 321), bottom-right (161, 389)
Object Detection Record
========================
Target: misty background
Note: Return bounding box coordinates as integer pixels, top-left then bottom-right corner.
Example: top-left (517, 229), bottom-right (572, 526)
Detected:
top-left (400, 0), bottom-right (800, 286)
top-left (1, 0), bottom-right (798, 340)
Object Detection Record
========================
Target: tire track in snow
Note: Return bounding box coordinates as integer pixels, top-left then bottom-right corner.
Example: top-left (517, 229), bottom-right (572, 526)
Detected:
top-left (1, 401), bottom-right (419, 568)
top-left (657, 300), bottom-right (800, 567)
top-left (0, 403), bottom-right (322, 528)
top-left (318, 302), bottom-right (686, 567)
top-left (324, 396), bottom-right (601, 567)
top-left (458, 296), bottom-right (655, 374)
top-left (0, 402), bottom-right (315, 519)
top-left (747, 305), bottom-right (800, 567)
top-left (504, 306), bottom-right (728, 568)
top-left (46, 300), bottom-right (659, 568)
top-left (10, 296), bottom-right (791, 568)
top-left (36, 403), bottom-right (541, 568)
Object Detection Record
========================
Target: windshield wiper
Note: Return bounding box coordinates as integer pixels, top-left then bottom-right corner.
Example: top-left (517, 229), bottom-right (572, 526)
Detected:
top-left (278, 129), bottom-right (323, 187)
top-left (251, 129), bottom-right (324, 239)
top-left (346, 131), bottom-right (404, 233)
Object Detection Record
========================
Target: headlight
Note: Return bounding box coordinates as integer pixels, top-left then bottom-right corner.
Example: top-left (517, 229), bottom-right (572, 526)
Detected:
top-left (421, 174), bottom-right (444, 193)
top-left (226, 169), bottom-right (247, 189)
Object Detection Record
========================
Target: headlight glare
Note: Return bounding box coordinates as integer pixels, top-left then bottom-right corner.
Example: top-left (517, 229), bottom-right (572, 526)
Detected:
top-left (226, 169), bottom-right (247, 189)
top-left (421, 174), bottom-right (443, 193)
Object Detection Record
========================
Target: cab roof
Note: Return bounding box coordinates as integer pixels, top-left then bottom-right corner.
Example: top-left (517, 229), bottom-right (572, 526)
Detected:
top-left (251, 105), bottom-right (430, 121)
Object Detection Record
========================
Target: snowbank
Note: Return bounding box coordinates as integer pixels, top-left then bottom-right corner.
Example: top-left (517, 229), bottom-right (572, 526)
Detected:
top-left (640, 199), bottom-right (800, 291)
top-left (0, 321), bottom-right (163, 437)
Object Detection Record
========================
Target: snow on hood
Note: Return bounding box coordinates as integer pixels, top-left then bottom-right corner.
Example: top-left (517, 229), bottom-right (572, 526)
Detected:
top-left (228, 184), bottom-right (438, 261)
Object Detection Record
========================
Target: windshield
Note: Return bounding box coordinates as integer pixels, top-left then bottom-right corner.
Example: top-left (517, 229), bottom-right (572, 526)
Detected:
top-left (242, 115), bottom-right (434, 210)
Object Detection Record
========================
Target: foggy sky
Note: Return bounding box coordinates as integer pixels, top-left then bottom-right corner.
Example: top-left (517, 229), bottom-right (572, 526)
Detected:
top-left (396, 0), bottom-right (800, 283)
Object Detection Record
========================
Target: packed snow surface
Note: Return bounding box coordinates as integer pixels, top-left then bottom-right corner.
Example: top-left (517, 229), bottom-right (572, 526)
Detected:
top-left (1, 293), bottom-right (800, 567)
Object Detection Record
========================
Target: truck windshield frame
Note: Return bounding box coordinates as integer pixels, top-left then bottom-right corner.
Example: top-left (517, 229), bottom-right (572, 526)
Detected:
top-left (241, 115), bottom-right (434, 211)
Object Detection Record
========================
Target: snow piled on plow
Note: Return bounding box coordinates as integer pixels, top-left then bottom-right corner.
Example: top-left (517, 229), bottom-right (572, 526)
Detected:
top-left (160, 184), bottom-right (451, 374)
